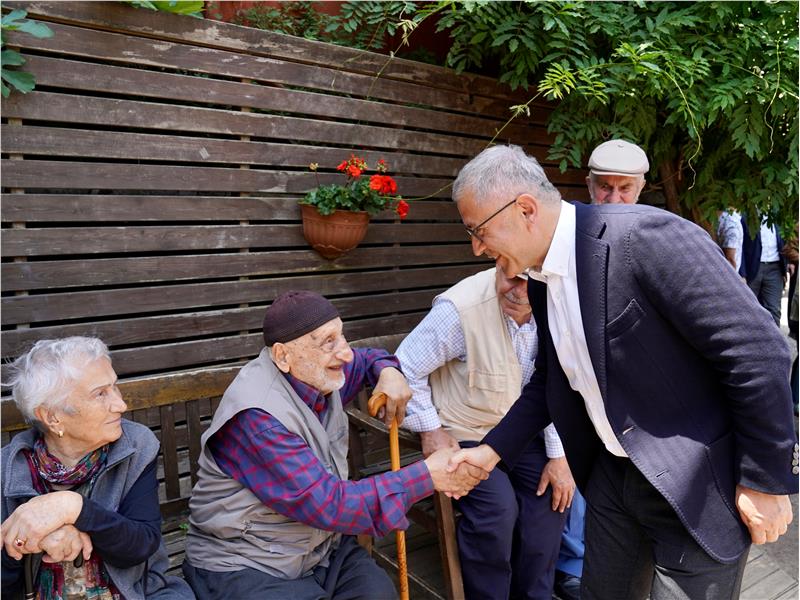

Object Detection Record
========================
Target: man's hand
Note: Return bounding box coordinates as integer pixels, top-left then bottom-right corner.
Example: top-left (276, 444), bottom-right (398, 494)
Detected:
top-left (537, 456), bottom-right (575, 513)
top-left (735, 485), bottom-right (793, 544)
top-left (447, 443), bottom-right (502, 477)
top-left (419, 428), bottom-right (460, 458)
top-left (39, 525), bottom-right (93, 564)
top-left (372, 366), bottom-right (412, 426)
top-left (424, 448), bottom-right (489, 499)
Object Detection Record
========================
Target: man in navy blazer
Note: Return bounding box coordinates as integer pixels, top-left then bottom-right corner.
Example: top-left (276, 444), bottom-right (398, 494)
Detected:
top-left (448, 145), bottom-right (797, 600)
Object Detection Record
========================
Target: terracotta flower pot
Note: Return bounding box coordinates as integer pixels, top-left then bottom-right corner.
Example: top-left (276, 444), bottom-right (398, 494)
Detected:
top-left (300, 204), bottom-right (370, 260)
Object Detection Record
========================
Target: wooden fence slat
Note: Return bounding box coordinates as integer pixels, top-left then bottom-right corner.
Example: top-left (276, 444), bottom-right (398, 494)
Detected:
top-left (1, 289), bottom-right (445, 357)
top-left (5, 21), bottom-right (524, 120)
top-left (1, 89), bottom-right (550, 149)
top-left (0, 194), bottom-right (467, 223)
top-left (1, 223), bottom-right (470, 256)
top-left (1, 264), bottom-right (487, 324)
top-left (1, 126), bottom-right (467, 177)
top-left (18, 55), bottom-right (549, 155)
top-left (6, 1), bottom-right (541, 108)
top-left (0, 158), bottom-right (459, 195)
top-left (1, 245), bottom-right (480, 291)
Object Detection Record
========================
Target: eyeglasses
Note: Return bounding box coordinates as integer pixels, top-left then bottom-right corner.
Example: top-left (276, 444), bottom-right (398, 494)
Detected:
top-left (465, 197), bottom-right (519, 242)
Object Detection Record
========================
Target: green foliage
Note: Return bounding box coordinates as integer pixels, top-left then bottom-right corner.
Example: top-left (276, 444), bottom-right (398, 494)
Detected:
top-left (1, 9), bottom-right (53, 98)
top-left (233, 2), bottom-right (337, 40)
top-left (126, 1), bottom-right (204, 18)
top-left (233, 2), bottom-right (417, 52)
top-left (429, 1), bottom-right (799, 232)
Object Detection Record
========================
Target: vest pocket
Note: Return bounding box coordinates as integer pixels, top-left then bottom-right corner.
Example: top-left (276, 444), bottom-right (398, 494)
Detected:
top-left (466, 370), bottom-right (508, 414)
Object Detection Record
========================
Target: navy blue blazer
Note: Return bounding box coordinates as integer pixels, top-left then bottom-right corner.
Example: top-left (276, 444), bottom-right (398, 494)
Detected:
top-left (739, 216), bottom-right (787, 283)
top-left (484, 202), bottom-right (797, 564)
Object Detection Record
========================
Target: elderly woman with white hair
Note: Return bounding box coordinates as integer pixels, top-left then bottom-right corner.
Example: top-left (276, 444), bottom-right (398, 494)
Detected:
top-left (1, 337), bottom-right (193, 600)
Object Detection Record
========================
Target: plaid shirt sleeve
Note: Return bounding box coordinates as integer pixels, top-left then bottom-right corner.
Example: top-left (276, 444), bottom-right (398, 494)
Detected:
top-left (208, 408), bottom-right (433, 538)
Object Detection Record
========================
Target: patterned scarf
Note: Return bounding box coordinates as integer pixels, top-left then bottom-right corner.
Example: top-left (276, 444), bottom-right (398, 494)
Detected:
top-left (23, 436), bottom-right (121, 600)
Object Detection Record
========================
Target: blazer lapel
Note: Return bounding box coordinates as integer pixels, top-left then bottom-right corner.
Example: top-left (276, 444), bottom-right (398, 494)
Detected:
top-left (574, 203), bottom-right (609, 401)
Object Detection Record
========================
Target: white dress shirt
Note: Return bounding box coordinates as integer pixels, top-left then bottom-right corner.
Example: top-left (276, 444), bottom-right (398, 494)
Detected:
top-left (397, 298), bottom-right (565, 458)
top-left (527, 201), bottom-right (627, 457)
top-left (759, 220), bottom-right (780, 262)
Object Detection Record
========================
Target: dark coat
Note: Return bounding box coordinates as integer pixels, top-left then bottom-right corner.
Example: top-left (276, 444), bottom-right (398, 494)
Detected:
top-left (739, 216), bottom-right (786, 283)
top-left (485, 202), bottom-right (797, 564)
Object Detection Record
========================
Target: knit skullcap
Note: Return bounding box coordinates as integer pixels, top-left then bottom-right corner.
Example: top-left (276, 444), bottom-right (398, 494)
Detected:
top-left (262, 291), bottom-right (340, 345)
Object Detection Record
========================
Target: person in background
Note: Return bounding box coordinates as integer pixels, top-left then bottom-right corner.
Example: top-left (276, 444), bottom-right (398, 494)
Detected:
top-left (717, 209), bottom-right (744, 273)
top-left (397, 265), bottom-right (573, 600)
top-left (740, 215), bottom-right (790, 327)
top-left (1, 337), bottom-right (193, 600)
top-left (585, 139), bottom-right (649, 205)
top-left (182, 291), bottom-right (487, 600)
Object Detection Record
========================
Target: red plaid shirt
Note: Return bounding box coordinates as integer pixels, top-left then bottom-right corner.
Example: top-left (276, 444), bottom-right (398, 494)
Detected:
top-left (208, 348), bottom-right (433, 538)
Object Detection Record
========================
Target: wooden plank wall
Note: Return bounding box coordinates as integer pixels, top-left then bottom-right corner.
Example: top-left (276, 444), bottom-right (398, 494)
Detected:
top-left (1, 1), bottom-right (588, 382)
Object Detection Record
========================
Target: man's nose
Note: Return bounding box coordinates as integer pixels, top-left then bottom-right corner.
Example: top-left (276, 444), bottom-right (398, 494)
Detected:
top-left (336, 340), bottom-right (354, 363)
top-left (608, 188), bottom-right (624, 204)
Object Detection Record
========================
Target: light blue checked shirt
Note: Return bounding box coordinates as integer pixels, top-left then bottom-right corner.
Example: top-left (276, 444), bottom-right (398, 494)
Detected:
top-left (397, 297), bottom-right (565, 458)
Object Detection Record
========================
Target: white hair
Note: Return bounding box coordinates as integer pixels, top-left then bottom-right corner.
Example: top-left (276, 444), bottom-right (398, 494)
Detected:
top-left (452, 144), bottom-right (562, 206)
top-left (6, 337), bottom-right (110, 429)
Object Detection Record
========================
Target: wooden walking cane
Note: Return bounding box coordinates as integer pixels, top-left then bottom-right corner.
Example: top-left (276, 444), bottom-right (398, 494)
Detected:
top-left (367, 392), bottom-right (410, 600)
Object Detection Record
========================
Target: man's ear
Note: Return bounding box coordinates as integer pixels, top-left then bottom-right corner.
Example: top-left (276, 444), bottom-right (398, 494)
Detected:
top-left (270, 343), bottom-right (292, 374)
top-left (516, 193), bottom-right (538, 226)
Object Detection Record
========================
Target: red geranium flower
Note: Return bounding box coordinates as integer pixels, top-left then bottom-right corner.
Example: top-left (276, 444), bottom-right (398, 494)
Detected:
top-left (396, 199), bottom-right (409, 219)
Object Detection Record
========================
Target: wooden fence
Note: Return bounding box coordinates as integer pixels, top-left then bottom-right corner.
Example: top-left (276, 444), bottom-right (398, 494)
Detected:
top-left (1, 1), bottom-right (588, 383)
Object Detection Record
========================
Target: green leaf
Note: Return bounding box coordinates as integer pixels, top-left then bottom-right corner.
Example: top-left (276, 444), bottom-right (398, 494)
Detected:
top-left (1, 50), bottom-right (25, 66)
top-left (1, 68), bottom-right (35, 93)
top-left (15, 19), bottom-right (53, 38)
top-left (1, 9), bottom-right (28, 27)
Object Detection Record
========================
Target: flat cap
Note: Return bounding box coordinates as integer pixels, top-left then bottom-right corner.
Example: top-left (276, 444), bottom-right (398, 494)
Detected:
top-left (262, 290), bottom-right (339, 346)
top-left (588, 139), bottom-right (649, 177)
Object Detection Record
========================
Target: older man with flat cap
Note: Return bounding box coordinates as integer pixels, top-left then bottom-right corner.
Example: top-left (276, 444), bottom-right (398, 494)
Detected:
top-left (183, 291), bottom-right (486, 600)
top-left (586, 139), bottom-right (649, 205)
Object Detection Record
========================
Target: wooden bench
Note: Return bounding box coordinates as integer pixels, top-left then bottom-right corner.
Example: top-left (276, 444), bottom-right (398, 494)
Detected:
top-left (1, 340), bottom-right (464, 597)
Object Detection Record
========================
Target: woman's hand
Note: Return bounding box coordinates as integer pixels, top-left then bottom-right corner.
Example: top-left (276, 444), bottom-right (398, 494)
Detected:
top-left (1, 491), bottom-right (83, 560)
top-left (39, 525), bottom-right (93, 564)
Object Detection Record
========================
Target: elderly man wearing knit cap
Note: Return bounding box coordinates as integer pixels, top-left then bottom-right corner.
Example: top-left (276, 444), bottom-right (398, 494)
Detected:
top-left (183, 291), bottom-right (488, 600)
top-left (586, 139), bottom-right (649, 205)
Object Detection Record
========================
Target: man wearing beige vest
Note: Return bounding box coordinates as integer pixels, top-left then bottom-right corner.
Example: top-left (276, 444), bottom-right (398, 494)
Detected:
top-left (182, 291), bottom-right (487, 600)
top-left (396, 267), bottom-right (575, 600)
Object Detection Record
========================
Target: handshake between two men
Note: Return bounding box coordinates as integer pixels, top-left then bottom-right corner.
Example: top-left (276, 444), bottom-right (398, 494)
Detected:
top-left (369, 358), bottom-right (491, 499)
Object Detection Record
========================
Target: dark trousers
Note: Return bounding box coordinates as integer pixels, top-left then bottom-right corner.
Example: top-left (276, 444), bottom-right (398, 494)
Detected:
top-left (749, 261), bottom-right (784, 326)
top-left (456, 436), bottom-right (567, 600)
top-left (582, 452), bottom-right (748, 600)
top-left (182, 536), bottom-right (396, 600)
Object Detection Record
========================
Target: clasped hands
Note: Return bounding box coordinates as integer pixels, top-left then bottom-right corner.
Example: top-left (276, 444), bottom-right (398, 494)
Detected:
top-left (419, 430), bottom-right (500, 499)
top-left (1, 490), bottom-right (92, 564)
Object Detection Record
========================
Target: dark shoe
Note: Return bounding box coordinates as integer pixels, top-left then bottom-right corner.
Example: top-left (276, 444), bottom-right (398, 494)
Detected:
top-left (553, 570), bottom-right (581, 600)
